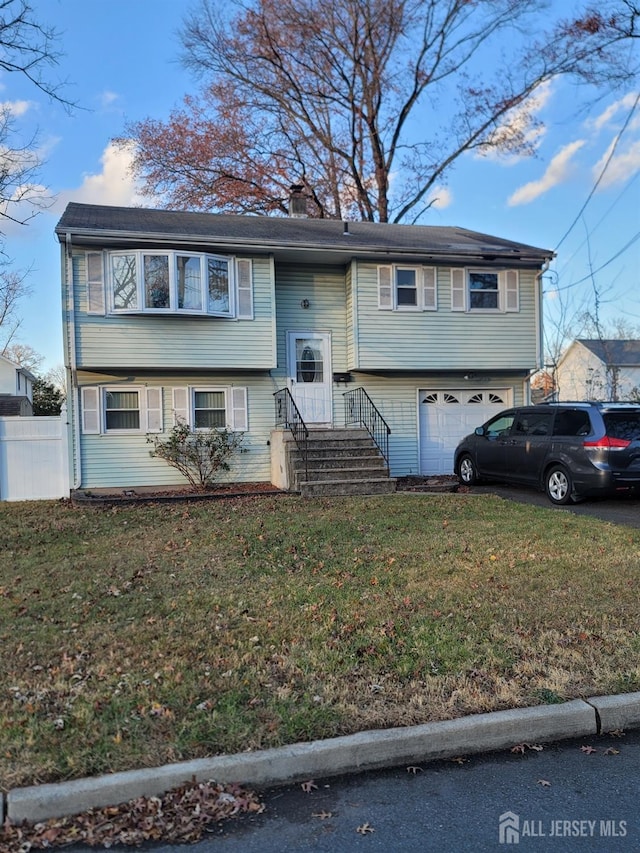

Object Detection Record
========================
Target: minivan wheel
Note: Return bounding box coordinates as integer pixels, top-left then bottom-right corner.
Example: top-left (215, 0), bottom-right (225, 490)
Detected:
top-left (458, 454), bottom-right (478, 486)
top-left (545, 464), bottom-right (573, 505)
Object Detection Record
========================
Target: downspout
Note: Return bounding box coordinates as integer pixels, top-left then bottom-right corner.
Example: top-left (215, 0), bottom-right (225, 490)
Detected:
top-left (64, 232), bottom-right (81, 490)
top-left (527, 257), bottom-right (552, 404)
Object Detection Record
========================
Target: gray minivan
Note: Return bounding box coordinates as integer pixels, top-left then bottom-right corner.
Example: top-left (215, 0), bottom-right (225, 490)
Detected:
top-left (454, 402), bottom-right (640, 504)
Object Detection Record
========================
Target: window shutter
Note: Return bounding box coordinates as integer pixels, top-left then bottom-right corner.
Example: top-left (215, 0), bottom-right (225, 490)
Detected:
top-left (230, 387), bottom-right (248, 431)
top-left (81, 387), bottom-right (100, 434)
top-left (502, 269), bottom-right (519, 312)
top-left (422, 266), bottom-right (437, 310)
top-left (236, 258), bottom-right (253, 319)
top-left (145, 387), bottom-right (163, 432)
top-left (86, 252), bottom-right (105, 315)
top-left (377, 265), bottom-right (393, 309)
top-left (451, 268), bottom-right (466, 311)
top-left (172, 387), bottom-right (190, 426)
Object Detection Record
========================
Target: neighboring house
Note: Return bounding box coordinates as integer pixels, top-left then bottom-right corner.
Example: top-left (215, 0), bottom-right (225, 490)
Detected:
top-left (0, 353), bottom-right (34, 416)
top-left (55, 200), bottom-right (553, 491)
top-left (556, 339), bottom-right (640, 402)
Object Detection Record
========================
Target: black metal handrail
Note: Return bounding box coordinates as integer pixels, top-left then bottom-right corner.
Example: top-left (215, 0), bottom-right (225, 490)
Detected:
top-left (343, 387), bottom-right (391, 473)
top-left (273, 388), bottom-right (309, 483)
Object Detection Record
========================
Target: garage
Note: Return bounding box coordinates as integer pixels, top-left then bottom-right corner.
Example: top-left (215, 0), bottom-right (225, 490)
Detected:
top-left (419, 389), bottom-right (510, 474)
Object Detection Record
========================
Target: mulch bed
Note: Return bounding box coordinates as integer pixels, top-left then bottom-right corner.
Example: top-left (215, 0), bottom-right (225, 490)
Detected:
top-left (71, 477), bottom-right (463, 505)
top-left (396, 475), bottom-right (460, 493)
top-left (71, 482), bottom-right (284, 505)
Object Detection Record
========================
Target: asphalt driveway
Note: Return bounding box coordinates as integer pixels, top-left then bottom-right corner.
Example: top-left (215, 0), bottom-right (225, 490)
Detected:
top-left (469, 484), bottom-right (640, 528)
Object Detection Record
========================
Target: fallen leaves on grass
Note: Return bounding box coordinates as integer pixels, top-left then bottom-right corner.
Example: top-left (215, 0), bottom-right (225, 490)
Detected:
top-left (0, 780), bottom-right (263, 851)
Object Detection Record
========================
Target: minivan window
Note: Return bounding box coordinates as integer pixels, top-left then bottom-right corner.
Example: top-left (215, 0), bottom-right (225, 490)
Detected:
top-left (553, 409), bottom-right (592, 437)
top-left (603, 413), bottom-right (640, 442)
top-left (485, 413), bottom-right (515, 437)
top-left (514, 412), bottom-right (553, 436)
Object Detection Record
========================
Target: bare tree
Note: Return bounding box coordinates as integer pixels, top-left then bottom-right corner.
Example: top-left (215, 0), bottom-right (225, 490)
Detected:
top-left (0, 1), bottom-right (73, 345)
top-left (0, 262), bottom-right (31, 349)
top-left (124, 0), bottom-right (640, 222)
top-left (1, 340), bottom-right (43, 371)
top-left (43, 362), bottom-right (66, 395)
top-left (0, 0), bottom-right (72, 226)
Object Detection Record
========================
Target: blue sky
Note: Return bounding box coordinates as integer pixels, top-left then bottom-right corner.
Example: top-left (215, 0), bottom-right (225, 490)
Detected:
top-left (3, 0), bottom-right (639, 370)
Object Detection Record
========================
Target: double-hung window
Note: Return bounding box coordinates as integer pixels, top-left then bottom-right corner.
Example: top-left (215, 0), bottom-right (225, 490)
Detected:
top-left (451, 269), bottom-right (519, 312)
top-left (172, 386), bottom-right (248, 432)
top-left (468, 272), bottom-right (499, 310)
top-left (378, 265), bottom-right (437, 311)
top-left (101, 251), bottom-right (253, 318)
top-left (81, 386), bottom-right (163, 434)
top-left (105, 390), bottom-right (140, 431)
top-left (193, 389), bottom-right (226, 429)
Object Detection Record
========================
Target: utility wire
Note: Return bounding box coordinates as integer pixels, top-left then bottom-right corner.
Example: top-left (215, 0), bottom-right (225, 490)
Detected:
top-left (551, 230), bottom-right (640, 292)
top-left (554, 91), bottom-right (640, 253)
top-left (556, 170), bottom-right (640, 279)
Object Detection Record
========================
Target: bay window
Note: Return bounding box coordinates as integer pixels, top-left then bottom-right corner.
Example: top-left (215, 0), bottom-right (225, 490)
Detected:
top-left (108, 251), bottom-right (236, 317)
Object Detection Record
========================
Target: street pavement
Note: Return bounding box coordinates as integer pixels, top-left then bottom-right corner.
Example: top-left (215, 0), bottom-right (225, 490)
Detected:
top-left (127, 730), bottom-right (640, 852)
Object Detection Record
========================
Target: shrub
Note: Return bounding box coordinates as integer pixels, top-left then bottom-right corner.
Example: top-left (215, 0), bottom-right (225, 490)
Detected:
top-left (147, 420), bottom-right (245, 491)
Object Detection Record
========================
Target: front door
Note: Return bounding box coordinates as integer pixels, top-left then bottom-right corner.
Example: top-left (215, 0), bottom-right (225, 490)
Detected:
top-left (287, 331), bottom-right (332, 424)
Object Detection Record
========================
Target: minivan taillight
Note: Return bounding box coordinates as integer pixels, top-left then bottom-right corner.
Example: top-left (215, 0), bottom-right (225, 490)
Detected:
top-left (583, 436), bottom-right (631, 449)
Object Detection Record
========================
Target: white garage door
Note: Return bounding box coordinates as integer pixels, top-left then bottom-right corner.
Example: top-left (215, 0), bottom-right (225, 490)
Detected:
top-left (419, 390), bottom-right (510, 474)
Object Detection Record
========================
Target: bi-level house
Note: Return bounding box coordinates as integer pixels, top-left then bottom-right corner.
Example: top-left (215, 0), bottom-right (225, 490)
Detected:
top-left (56, 200), bottom-right (553, 495)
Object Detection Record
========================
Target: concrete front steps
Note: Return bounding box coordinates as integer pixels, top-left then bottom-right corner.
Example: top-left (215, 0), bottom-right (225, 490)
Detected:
top-left (290, 428), bottom-right (396, 497)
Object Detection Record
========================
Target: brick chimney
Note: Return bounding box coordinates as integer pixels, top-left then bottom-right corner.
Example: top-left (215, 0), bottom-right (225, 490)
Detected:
top-left (288, 184), bottom-right (308, 218)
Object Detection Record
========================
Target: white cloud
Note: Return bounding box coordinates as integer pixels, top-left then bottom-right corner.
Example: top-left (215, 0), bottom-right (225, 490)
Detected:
top-left (593, 137), bottom-right (640, 188)
top-left (55, 141), bottom-right (147, 210)
top-left (99, 90), bottom-right (120, 110)
top-left (0, 99), bottom-right (31, 118)
top-left (428, 186), bottom-right (452, 209)
top-left (590, 92), bottom-right (639, 131)
top-left (476, 80), bottom-right (554, 163)
top-left (508, 139), bottom-right (586, 206)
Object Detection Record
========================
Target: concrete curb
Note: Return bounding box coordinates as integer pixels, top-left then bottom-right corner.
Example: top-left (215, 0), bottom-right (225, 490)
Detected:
top-left (587, 691), bottom-right (640, 732)
top-left (6, 693), bottom-right (640, 825)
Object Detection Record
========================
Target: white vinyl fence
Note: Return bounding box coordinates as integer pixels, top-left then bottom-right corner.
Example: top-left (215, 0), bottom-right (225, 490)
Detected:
top-left (0, 409), bottom-right (70, 501)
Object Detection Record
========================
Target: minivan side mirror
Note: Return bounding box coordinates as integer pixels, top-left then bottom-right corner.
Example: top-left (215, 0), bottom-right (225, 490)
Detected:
top-left (475, 426), bottom-right (485, 436)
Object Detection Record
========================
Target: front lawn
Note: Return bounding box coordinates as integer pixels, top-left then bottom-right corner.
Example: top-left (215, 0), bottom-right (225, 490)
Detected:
top-left (1, 493), bottom-right (639, 791)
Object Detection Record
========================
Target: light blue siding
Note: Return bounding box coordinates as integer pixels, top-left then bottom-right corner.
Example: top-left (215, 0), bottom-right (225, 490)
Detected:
top-left (273, 264), bottom-right (348, 421)
top-left (351, 264), bottom-right (539, 371)
top-left (78, 372), bottom-right (274, 489)
top-left (72, 253), bottom-right (276, 370)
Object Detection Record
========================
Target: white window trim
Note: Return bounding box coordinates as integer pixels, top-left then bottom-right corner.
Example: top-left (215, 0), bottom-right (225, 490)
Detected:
top-left (171, 386), bottom-right (248, 432)
top-left (378, 264), bottom-right (437, 311)
top-left (81, 386), bottom-right (163, 435)
top-left (106, 251), bottom-right (253, 319)
top-left (450, 268), bottom-right (520, 313)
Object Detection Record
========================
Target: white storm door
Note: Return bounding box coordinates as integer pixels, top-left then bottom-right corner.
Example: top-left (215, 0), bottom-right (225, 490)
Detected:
top-left (287, 331), bottom-right (332, 424)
